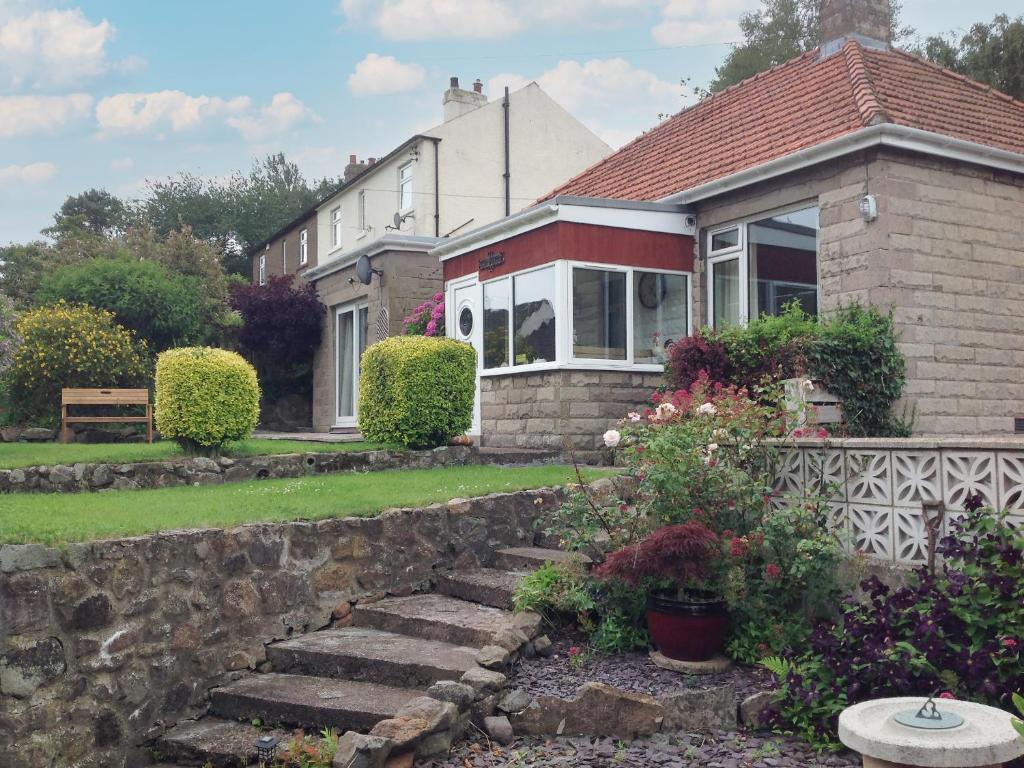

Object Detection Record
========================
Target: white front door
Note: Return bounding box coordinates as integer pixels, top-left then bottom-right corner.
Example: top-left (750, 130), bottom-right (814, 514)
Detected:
top-left (335, 302), bottom-right (369, 427)
top-left (449, 277), bottom-right (482, 435)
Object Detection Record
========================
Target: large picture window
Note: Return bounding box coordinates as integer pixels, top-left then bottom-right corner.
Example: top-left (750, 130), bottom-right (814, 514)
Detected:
top-left (634, 271), bottom-right (688, 364)
top-left (513, 267), bottom-right (556, 365)
top-left (708, 205), bottom-right (819, 327)
top-left (482, 279), bottom-right (509, 369)
top-left (573, 267), bottom-right (626, 360)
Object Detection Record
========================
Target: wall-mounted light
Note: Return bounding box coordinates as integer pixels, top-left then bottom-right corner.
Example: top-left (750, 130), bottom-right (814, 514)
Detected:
top-left (859, 194), bottom-right (878, 222)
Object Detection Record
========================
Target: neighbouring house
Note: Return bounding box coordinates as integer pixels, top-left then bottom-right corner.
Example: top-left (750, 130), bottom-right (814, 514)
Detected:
top-left (247, 78), bottom-right (612, 432)
top-left (434, 0), bottom-right (1024, 450)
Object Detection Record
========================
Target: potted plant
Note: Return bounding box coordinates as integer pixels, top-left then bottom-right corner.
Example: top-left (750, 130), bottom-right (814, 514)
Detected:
top-left (594, 522), bottom-right (728, 661)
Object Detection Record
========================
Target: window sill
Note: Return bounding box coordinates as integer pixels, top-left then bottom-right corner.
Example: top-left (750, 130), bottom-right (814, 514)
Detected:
top-left (479, 361), bottom-right (664, 378)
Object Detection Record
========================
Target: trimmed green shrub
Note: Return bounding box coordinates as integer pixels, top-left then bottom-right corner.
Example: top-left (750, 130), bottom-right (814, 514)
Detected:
top-left (8, 301), bottom-right (149, 427)
top-left (359, 336), bottom-right (475, 449)
top-left (155, 347), bottom-right (260, 454)
top-left (37, 257), bottom-right (210, 351)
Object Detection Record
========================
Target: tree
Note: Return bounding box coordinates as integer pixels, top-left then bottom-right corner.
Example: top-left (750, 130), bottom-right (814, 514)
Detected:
top-left (0, 242), bottom-right (88, 308)
top-left (48, 189), bottom-right (128, 240)
top-left (917, 14), bottom-right (1024, 101)
top-left (136, 153), bottom-right (339, 276)
top-left (708, 0), bottom-right (910, 93)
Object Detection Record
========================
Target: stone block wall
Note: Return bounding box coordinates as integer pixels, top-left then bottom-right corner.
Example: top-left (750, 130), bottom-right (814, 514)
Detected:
top-left (0, 487), bottom-right (564, 768)
top-left (479, 369), bottom-right (662, 451)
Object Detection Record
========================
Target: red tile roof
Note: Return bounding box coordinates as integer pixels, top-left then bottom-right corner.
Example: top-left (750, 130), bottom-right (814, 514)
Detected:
top-left (547, 40), bottom-right (1024, 201)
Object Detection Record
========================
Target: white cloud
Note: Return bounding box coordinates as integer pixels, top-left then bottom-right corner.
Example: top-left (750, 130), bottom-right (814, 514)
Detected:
top-left (0, 93), bottom-right (93, 139)
top-left (340, 0), bottom-right (648, 40)
top-left (489, 58), bottom-right (683, 147)
top-left (95, 90), bottom-right (251, 134)
top-left (0, 162), bottom-right (58, 186)
top-left (651, 0), bottom-right (752, 46)
top-left (0, 8), bottom-right (139, 88)
top-left (226, 92), bottom-right (319, 141)
top-left (110, 157), bottom-right (134, 171)
top-left (348, 53), bottom-right (426, 96)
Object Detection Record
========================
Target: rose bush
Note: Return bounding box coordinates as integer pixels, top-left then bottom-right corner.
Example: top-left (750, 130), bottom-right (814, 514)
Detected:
top-left (403, 293), bottom-right (445, 337)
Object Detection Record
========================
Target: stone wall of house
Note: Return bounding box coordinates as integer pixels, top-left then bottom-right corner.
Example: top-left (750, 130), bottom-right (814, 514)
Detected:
top-left (0, 486), bottom-right (570, 768)
top-left (693, 147), bottom-right (1024, 436)
top-left (0, 446), bottom-right (476, 495)
top-left (479, 369), bottom-right (662, 451)
top-left (310, 250), bottom-right (442, 433)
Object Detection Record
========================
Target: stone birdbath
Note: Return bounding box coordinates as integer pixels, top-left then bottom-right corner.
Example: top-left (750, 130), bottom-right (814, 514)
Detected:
top-left (839, 696), bottom-right (1024, 768)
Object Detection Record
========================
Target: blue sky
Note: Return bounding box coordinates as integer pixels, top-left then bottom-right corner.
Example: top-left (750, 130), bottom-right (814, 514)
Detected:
top-left (0, 0), bottom-right (1014, 244)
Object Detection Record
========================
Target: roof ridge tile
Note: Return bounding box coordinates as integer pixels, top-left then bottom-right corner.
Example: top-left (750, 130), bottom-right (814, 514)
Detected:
top-left (841, 39), bottom-right (888, 126)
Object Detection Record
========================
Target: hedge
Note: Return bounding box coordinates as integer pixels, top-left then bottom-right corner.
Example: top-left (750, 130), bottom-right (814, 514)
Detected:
top-left (359, 336), bottom-right (476, 449)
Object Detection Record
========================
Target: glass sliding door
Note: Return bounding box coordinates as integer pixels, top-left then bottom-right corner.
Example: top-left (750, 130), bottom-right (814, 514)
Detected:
top-left (335, 303), bottom-right (368, 426)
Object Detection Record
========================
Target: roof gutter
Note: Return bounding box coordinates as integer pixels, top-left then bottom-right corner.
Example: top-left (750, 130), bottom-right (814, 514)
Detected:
top-left (431, 203), bottom-right (558, 261)
top-left (304, 234), bottom-right (441, 283)
top-left (661, 123), bottom-right (1024, 205)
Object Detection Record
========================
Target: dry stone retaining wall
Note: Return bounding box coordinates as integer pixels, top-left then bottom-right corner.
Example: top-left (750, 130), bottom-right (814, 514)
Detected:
top-left (0, 484), bottom-right (578, 768)
top-left (0, 445), bottom-right (479, 494)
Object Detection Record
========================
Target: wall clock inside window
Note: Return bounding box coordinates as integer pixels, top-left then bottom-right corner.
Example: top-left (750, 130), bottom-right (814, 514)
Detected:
top-left (638, 273), bottom-right (667, 309)
top-left (458, 307), bottom-right (473, 338)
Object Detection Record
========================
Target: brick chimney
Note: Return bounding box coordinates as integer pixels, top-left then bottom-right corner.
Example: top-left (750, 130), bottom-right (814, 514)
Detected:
top-left (344, 154), bottom-right (368, 181)
top-left (443, 76), bottom-right (487, 122)
top-left (820, 0), bottom-right (891, 54)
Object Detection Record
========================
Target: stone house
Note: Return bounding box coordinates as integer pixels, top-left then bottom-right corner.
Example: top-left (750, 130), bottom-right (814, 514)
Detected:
top-left (247, 78), bottom-right (611, 432)
top-left (433, 0), bottom-right (1024, 450)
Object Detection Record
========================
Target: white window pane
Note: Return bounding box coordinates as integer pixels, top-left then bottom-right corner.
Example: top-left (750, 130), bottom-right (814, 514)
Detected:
top-left (748, 206), bottom-right (818, 318)
top-left (513, 267), bottom-right (556, 365)
top-left (634, 272), bottom-right (688, 364)
top-left (337, 312), bottom-right (354, 418)
top-left (483, 279), bottom-right (509, 369)
top-left (572, 268), bottom-right (626, 360)
top-left (711, 227), bottom-right (739, 252)
top-left (712, 258), bottom-right (740, 327)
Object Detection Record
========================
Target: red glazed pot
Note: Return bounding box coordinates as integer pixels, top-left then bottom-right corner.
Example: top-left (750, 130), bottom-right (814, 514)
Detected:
top-left (646, 590), bottom-right (729, 662)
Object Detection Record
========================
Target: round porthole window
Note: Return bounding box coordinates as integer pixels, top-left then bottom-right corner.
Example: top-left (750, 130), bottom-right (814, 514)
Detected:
top-left (458, 307), bottom-right (473, 338)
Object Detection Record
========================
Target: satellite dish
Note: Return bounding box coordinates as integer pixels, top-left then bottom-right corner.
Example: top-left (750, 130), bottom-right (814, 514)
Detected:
top-left (393, 212), bottom-right (403, 229)
top-left (356, 254), bottom-right (374, 285)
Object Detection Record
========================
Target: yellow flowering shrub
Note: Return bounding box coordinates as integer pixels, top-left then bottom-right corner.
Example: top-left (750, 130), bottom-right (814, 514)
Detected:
top-left (155, 347), bottom-right (260, 454)
top-left (358, 336), bottom-right (475, 449)
top-left (9, 301), bottom-right (149, 426)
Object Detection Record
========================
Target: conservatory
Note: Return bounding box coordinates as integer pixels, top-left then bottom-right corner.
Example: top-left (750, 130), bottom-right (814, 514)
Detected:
top-left (432, 196), bottom-right (697, 449)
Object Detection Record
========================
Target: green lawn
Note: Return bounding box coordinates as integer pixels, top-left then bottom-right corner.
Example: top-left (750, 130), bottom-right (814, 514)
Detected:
top-left (0, 438), bottom-right (390, 470)
top-left (0, 464), bottom-right (614, 545)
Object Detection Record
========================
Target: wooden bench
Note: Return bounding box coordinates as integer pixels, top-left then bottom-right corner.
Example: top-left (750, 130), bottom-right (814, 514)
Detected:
top-left (60, 388), bottom-right (153, 443)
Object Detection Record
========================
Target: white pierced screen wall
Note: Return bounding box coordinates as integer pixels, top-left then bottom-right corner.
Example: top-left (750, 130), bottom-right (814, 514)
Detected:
top-left (376, 307), bottom-right (389, 342)
top-left (772, 440), bottom-right (1024, 566)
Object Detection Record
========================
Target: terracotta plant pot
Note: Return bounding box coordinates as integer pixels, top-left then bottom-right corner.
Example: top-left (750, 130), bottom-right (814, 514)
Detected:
top-left (646, 590), bottom-right (729, 662)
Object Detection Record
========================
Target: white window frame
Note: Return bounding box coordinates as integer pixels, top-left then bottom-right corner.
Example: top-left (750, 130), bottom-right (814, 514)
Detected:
top-left (358, 190), bottom-right (367, 233)
top-left (282, 240), bottom-right (287, 273)
top-left (330, 206), bottom-right (342, 251)
top-left (705, 202), bottom-right (819, 329)
top-left (299, 228), bottom-right (308, 265)
top-left (258, 252), bottom-right (267, 285)
top-left (334, 301), bottom-right (368, 427)
top-left (476, 260), bottom-right (692, 376)
top-left (398, 162), bottom-right (413, 212)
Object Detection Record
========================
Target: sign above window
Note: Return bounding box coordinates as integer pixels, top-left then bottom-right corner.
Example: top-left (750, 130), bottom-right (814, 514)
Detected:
top-left (479, 251), bottom-right (505, 271)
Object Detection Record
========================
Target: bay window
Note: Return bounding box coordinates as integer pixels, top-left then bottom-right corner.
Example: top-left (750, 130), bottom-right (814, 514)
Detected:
top-left (634, 271), bottom-right (689, 364)
top-left (573, 268), bottom-right (626, 360)
top-left (707, 205), bottom-right (819, 327)
top-left (482, 279), bottom-right (510, 369)
top-left (513, 267), bottom-right (556, 365)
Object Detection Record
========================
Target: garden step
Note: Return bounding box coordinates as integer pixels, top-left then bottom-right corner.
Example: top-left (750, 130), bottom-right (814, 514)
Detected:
top-left (210, 673), bottom-right (420, 732)
top-left (435, 567), bottom-right (526, 609)
top-left (353, 593), bottom-right (526, 647)
top-left (153, 718), bottom-right (294, 767)
top-left (266, 627), bottom-right (479, 687)
top-left (493, 546), bottom-right (590, 571)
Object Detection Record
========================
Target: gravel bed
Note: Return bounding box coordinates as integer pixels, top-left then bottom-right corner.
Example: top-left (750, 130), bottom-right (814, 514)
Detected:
top-left (419, 730), bottom-right (861, 767)
top-left (510, 636), bottom-right (772, 701)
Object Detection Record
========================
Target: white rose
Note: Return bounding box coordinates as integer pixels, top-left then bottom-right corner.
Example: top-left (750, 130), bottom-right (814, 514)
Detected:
top-left (696, 402), bottom-right (717, 416)
top-left (707, 443), bottom-right (719, 452)
top-left (627, 412), bottom-right (642, 423)
top-left (603, 429), bottom-right (621, 448)
top-left (655, 402), bottom-right (677, 420)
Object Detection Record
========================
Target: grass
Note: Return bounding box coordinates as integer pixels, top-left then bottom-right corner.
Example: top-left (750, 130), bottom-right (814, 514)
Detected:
top-left (0, 438), bottom-right (391, 470)
top-left (0, 464), bottom-right (615, 545)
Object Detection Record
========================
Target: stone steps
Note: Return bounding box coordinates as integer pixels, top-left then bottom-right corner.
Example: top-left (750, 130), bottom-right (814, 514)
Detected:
top-left (494, 546), bottom-right (591, 571)
top-left (153, 718), bottom-right (294, 767)
top-left (210, 673), bottom-right (422, 732)
top-left (435, 567), bottom-right (526, 609)
top-left (267, 626), bottom-right (479, 688)
top-left (352, 593), bottom-right (529, 647)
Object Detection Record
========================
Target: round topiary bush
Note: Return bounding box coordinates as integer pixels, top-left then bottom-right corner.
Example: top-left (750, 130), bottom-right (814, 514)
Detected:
top-left (155, 347), bottom-right (260, 455)
top-left (8, 301), bottom-right (149, 427)
top-left (359, 336), bottom-right (476, 449)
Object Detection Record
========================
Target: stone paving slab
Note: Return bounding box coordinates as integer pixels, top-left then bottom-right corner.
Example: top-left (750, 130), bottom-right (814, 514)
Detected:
top-left (435, 568), bottom-right (526, 609)
top-left (353, 594), bottom-right (521, 647)
top-left (154, 718), bottom-right (293, 767)
top-left (267, 627), bottom-right (479, 687)
top-left (210, 673), bottom-right (421, 732)
top-left (494, 547), bottom-right (591, 571)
